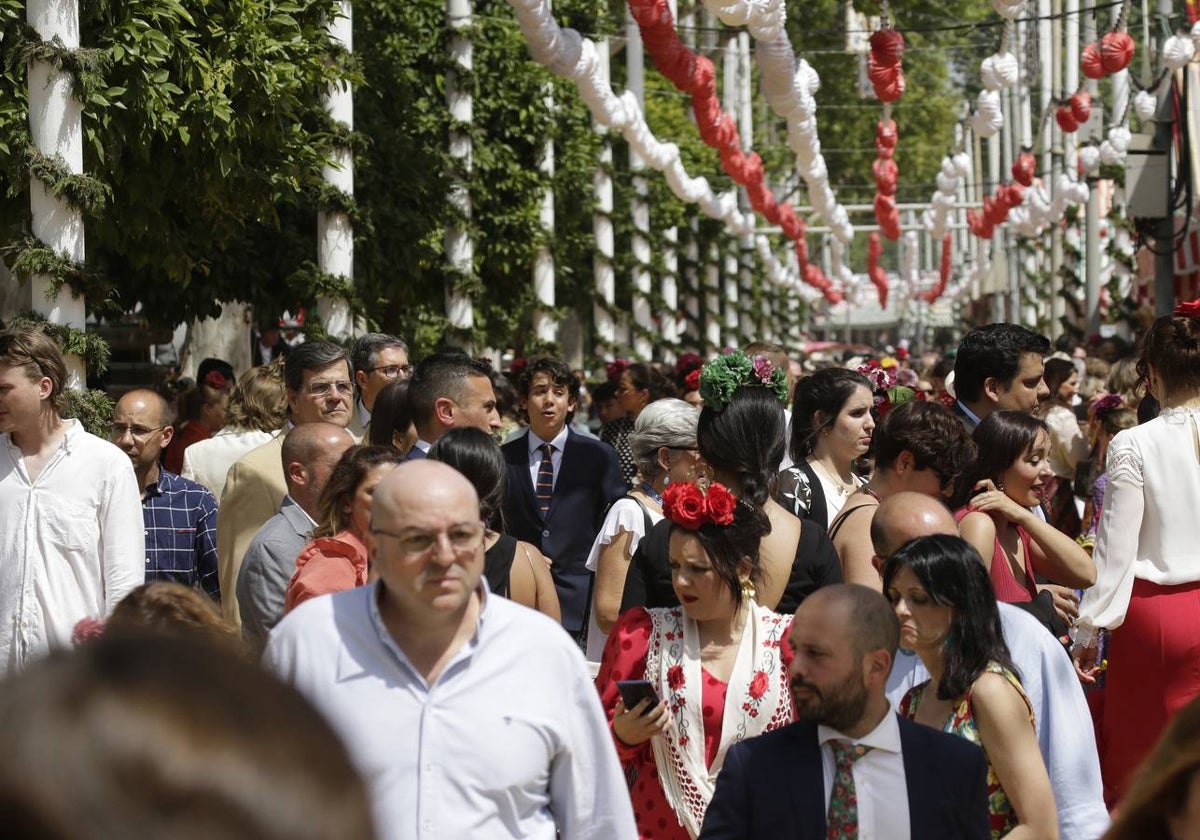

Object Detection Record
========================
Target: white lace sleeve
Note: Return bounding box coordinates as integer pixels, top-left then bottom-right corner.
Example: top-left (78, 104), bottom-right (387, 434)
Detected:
top-left (1105, 441), bottom-right (1144, 488)
top-left (1077, 434), bottom-right (1144, 632)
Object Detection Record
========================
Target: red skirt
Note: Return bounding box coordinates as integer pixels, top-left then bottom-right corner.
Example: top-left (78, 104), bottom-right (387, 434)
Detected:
top-left (1100, 577), bottom-right (1200, 807)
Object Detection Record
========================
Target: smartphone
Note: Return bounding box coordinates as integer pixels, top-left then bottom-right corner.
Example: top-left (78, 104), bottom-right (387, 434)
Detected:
top-left (616, 679), bottom-right (662, 716)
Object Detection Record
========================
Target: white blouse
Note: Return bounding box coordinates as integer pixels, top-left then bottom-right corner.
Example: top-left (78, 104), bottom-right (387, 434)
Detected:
top-left (1077, 407), bottom-right (1200, 635)
top-left (1043, 404), bottom-right (1089, 479)
top-left (583, 497), bottom-right (664, 663)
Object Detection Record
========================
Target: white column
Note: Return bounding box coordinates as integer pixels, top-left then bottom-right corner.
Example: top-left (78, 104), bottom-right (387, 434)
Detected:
top-left (662, 226), bottom-right (679, 364)
top-left (723, 247), bottom-right (739, 348)
top-left (27, 0), bottom-right (86, 386)
top-left (532, 5), bottom-right (557, 344)
top-left (445, 0), bottom-right (475, 342)
top-left (705, 241), bottom-right (722, 351)
top-left (683, 222), bottom-right (701, 351)
top-left (318, 0), bottom-right (354, 341)
top-left (627, 7), bottom-right (653, 360)
top-left (592, 41), bottom-right (616, 357)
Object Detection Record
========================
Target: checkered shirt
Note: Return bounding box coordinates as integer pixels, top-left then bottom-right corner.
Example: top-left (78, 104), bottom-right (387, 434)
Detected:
top-left (142, 470), bottom-right (220, 601)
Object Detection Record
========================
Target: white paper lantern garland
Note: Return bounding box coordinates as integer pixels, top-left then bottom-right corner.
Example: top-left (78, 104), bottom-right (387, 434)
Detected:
top-left (700, 0), bottom-right (855, 245)
top-left (505, 0), bottom-right (810, 292)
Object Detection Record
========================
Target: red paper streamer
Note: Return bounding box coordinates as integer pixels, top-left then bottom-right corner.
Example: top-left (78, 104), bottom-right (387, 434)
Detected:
top-left (919, 234), bottom-right (952, 303)
top-left (628, 0), bottom-right (841, 303)
top-left (867, 231), bottom-right (889, 308)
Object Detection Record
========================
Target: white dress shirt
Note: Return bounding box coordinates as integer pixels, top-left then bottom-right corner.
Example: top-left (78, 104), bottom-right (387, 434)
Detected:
top-left (526, 426), bottom-right (569, 493)
top-left (0, 420), bottom-right (145, 672)
top-left (265, 582), bottom-right (637, 840)
top-left (1079, 408), bottom-right (1200, 631)
top-left (886, 603), bottom-right (1109, 840)
top-left (817, 712), bottom-right (910, 840)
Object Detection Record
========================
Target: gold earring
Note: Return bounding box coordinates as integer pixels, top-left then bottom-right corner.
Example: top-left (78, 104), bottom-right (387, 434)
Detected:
top-left (740, 578), bottom-right (757, 602)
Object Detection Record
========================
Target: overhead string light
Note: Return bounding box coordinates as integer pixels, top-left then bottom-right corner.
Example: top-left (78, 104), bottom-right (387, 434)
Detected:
top-left (505, 0), bottom-right (814, 296)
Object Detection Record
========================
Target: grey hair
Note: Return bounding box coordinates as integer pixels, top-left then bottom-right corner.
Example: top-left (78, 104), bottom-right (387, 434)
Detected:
top-left (629, 398), bottom-right (700, 481)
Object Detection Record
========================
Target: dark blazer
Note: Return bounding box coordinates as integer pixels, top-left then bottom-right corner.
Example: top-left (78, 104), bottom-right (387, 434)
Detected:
top-left (699, 716), bottom-right (990, 840)
top-left (501, 428), bottom-right (626, 633)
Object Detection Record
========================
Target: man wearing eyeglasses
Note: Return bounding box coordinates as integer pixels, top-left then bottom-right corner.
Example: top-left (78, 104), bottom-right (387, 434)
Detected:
top-left (110, 389), bottom-right (220, 602)
top-left (0, 328), bottom-right (144, 672)
top-left (267, 460), bottom-right (636, 840)
top-left (350, 333), bottom-right (410, 433)
top-left (217, 340), bottom-right (358, 628)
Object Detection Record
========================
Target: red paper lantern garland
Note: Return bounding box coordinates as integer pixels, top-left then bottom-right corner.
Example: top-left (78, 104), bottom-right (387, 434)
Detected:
top-left (872, 120), bottom-right (902, 244)
top-left (918, 234), bottom-right (952, 303)
top-left (868, 28), bottom-right (907, 103)
top-left (867, 25), bottom-right (905, 306)
top-left (627, 0), bottom-right (840, 302)
top-left (867, 232), bottom-right (889, 309)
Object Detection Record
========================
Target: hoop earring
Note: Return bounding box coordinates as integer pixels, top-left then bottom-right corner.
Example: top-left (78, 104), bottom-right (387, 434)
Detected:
top-left (740, 578), bottom-right (757, 602)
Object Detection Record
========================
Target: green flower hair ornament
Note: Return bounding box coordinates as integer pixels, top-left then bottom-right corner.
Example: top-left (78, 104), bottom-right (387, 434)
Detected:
top-left (698, 350), bottom-right (789, 412)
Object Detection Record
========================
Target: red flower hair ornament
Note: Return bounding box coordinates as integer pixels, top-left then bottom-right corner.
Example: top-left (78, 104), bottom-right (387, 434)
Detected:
top-left (1175, 298), bottom-right (1200, 319)
top-left (663, 481), bottom-right (738, 530)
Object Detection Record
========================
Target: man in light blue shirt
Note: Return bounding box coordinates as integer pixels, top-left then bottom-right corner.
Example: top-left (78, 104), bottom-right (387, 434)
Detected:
top-left (874, 492), bottom-right (1109, 840)
top-left (266, 460), bottom-right (636, 840)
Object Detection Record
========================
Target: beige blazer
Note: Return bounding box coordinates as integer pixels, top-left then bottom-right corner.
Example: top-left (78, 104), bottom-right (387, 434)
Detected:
top-left (181, 427), bottom-right (277, 500)
top-left (217, 433), bottom-right (288, 626)
top-left (215, 420), bottom-right (361, 626)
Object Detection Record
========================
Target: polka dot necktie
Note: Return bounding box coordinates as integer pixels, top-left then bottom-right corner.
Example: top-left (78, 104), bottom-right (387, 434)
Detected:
top-left (827, 740), bottom-right (873, 840)
top-left (535, 443), bottom-right (554, 518)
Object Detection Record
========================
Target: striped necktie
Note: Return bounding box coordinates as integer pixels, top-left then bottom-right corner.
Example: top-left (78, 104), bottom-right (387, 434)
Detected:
top-left (827, 740), bottom-right (873, 839)
top-left (536, 443), bottom-right (554, 517)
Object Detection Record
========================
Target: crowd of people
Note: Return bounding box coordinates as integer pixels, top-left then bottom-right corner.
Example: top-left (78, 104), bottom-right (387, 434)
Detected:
top-left (1, 304), bottom-right (1199, 840)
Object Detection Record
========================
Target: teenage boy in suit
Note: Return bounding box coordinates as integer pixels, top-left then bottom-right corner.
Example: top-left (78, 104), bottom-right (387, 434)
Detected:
top-left (501, 357), bottom-right (625, 640)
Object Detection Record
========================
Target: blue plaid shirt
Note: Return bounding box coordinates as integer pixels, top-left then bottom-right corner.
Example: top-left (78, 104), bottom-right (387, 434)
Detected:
top-left (141, 470), bottom-right (220, 601)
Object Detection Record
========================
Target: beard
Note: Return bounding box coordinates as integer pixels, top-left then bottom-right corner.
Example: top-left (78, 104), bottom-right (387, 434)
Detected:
top-left (791, 671), bottom-right (869, 733)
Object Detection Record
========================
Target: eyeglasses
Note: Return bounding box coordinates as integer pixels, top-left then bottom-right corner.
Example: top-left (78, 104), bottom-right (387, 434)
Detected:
top-left (667, 446), bottom-right (700, 453)
top-left (365, 364), bottom-right (413, 379)
top-left (109, 423), bottom-right (168, 441)
top-left (306, 380), bottom-right (354, 397)
top-left (371, 522), bottom-right (486, 557)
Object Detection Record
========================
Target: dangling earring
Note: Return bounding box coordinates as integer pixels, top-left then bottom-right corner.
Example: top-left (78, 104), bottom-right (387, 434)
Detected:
top-left (740, 578), bottom-right (757, 602)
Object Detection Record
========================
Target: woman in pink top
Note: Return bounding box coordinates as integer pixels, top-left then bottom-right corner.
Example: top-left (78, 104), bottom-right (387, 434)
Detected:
top-left (955, 411), bottom-right (1096, 625)
top-left (285, 445), bottom-right (402, 612)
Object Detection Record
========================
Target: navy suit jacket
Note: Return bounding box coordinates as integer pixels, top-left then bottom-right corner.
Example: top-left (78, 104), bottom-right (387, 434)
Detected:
top-left (699, 716), bottom-right (991, 840)
top-left (501, 428), bottom-right (626, 633)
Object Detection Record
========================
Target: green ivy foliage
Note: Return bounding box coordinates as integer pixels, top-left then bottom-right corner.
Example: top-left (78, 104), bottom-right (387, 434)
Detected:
top-left (354, 0), bottom-right (613, 357)
top-left (0, 0), bottom-right (351, 325)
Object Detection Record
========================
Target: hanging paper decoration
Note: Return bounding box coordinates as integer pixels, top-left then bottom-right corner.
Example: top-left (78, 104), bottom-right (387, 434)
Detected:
top-left (867, 232), bottom-right (889, 308)
top-left (504, 0), bottom-right (818, 300)
top-left (918, 235), bottom-right (952, 303)
top-left (868, 27), bottom-right (906, 103)
top-left (627, 0), bottom-right (840, 302)
top-left (1133, 89), bottom-right (1157, 121)
top-left (1163, 34), bottom-right (1196, 70)
top-left (872, 120), bottom-right (902, 241)
top-left (1100, 31), bottom-right (1136, 73)
top-left (1012, 151), bottom-right (1036, 187)
top-left (1083, 1), bottom-right (1135, 78)
top-left (700, 0), bottom-right (855, 246)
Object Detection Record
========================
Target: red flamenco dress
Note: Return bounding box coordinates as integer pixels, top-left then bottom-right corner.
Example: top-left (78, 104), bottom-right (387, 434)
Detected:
top-left (595, 607), bottom-right (794, 839)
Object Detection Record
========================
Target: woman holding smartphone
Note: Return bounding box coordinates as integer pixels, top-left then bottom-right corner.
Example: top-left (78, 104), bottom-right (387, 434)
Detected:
top-left (595, 480), bottom-right (794, 840)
